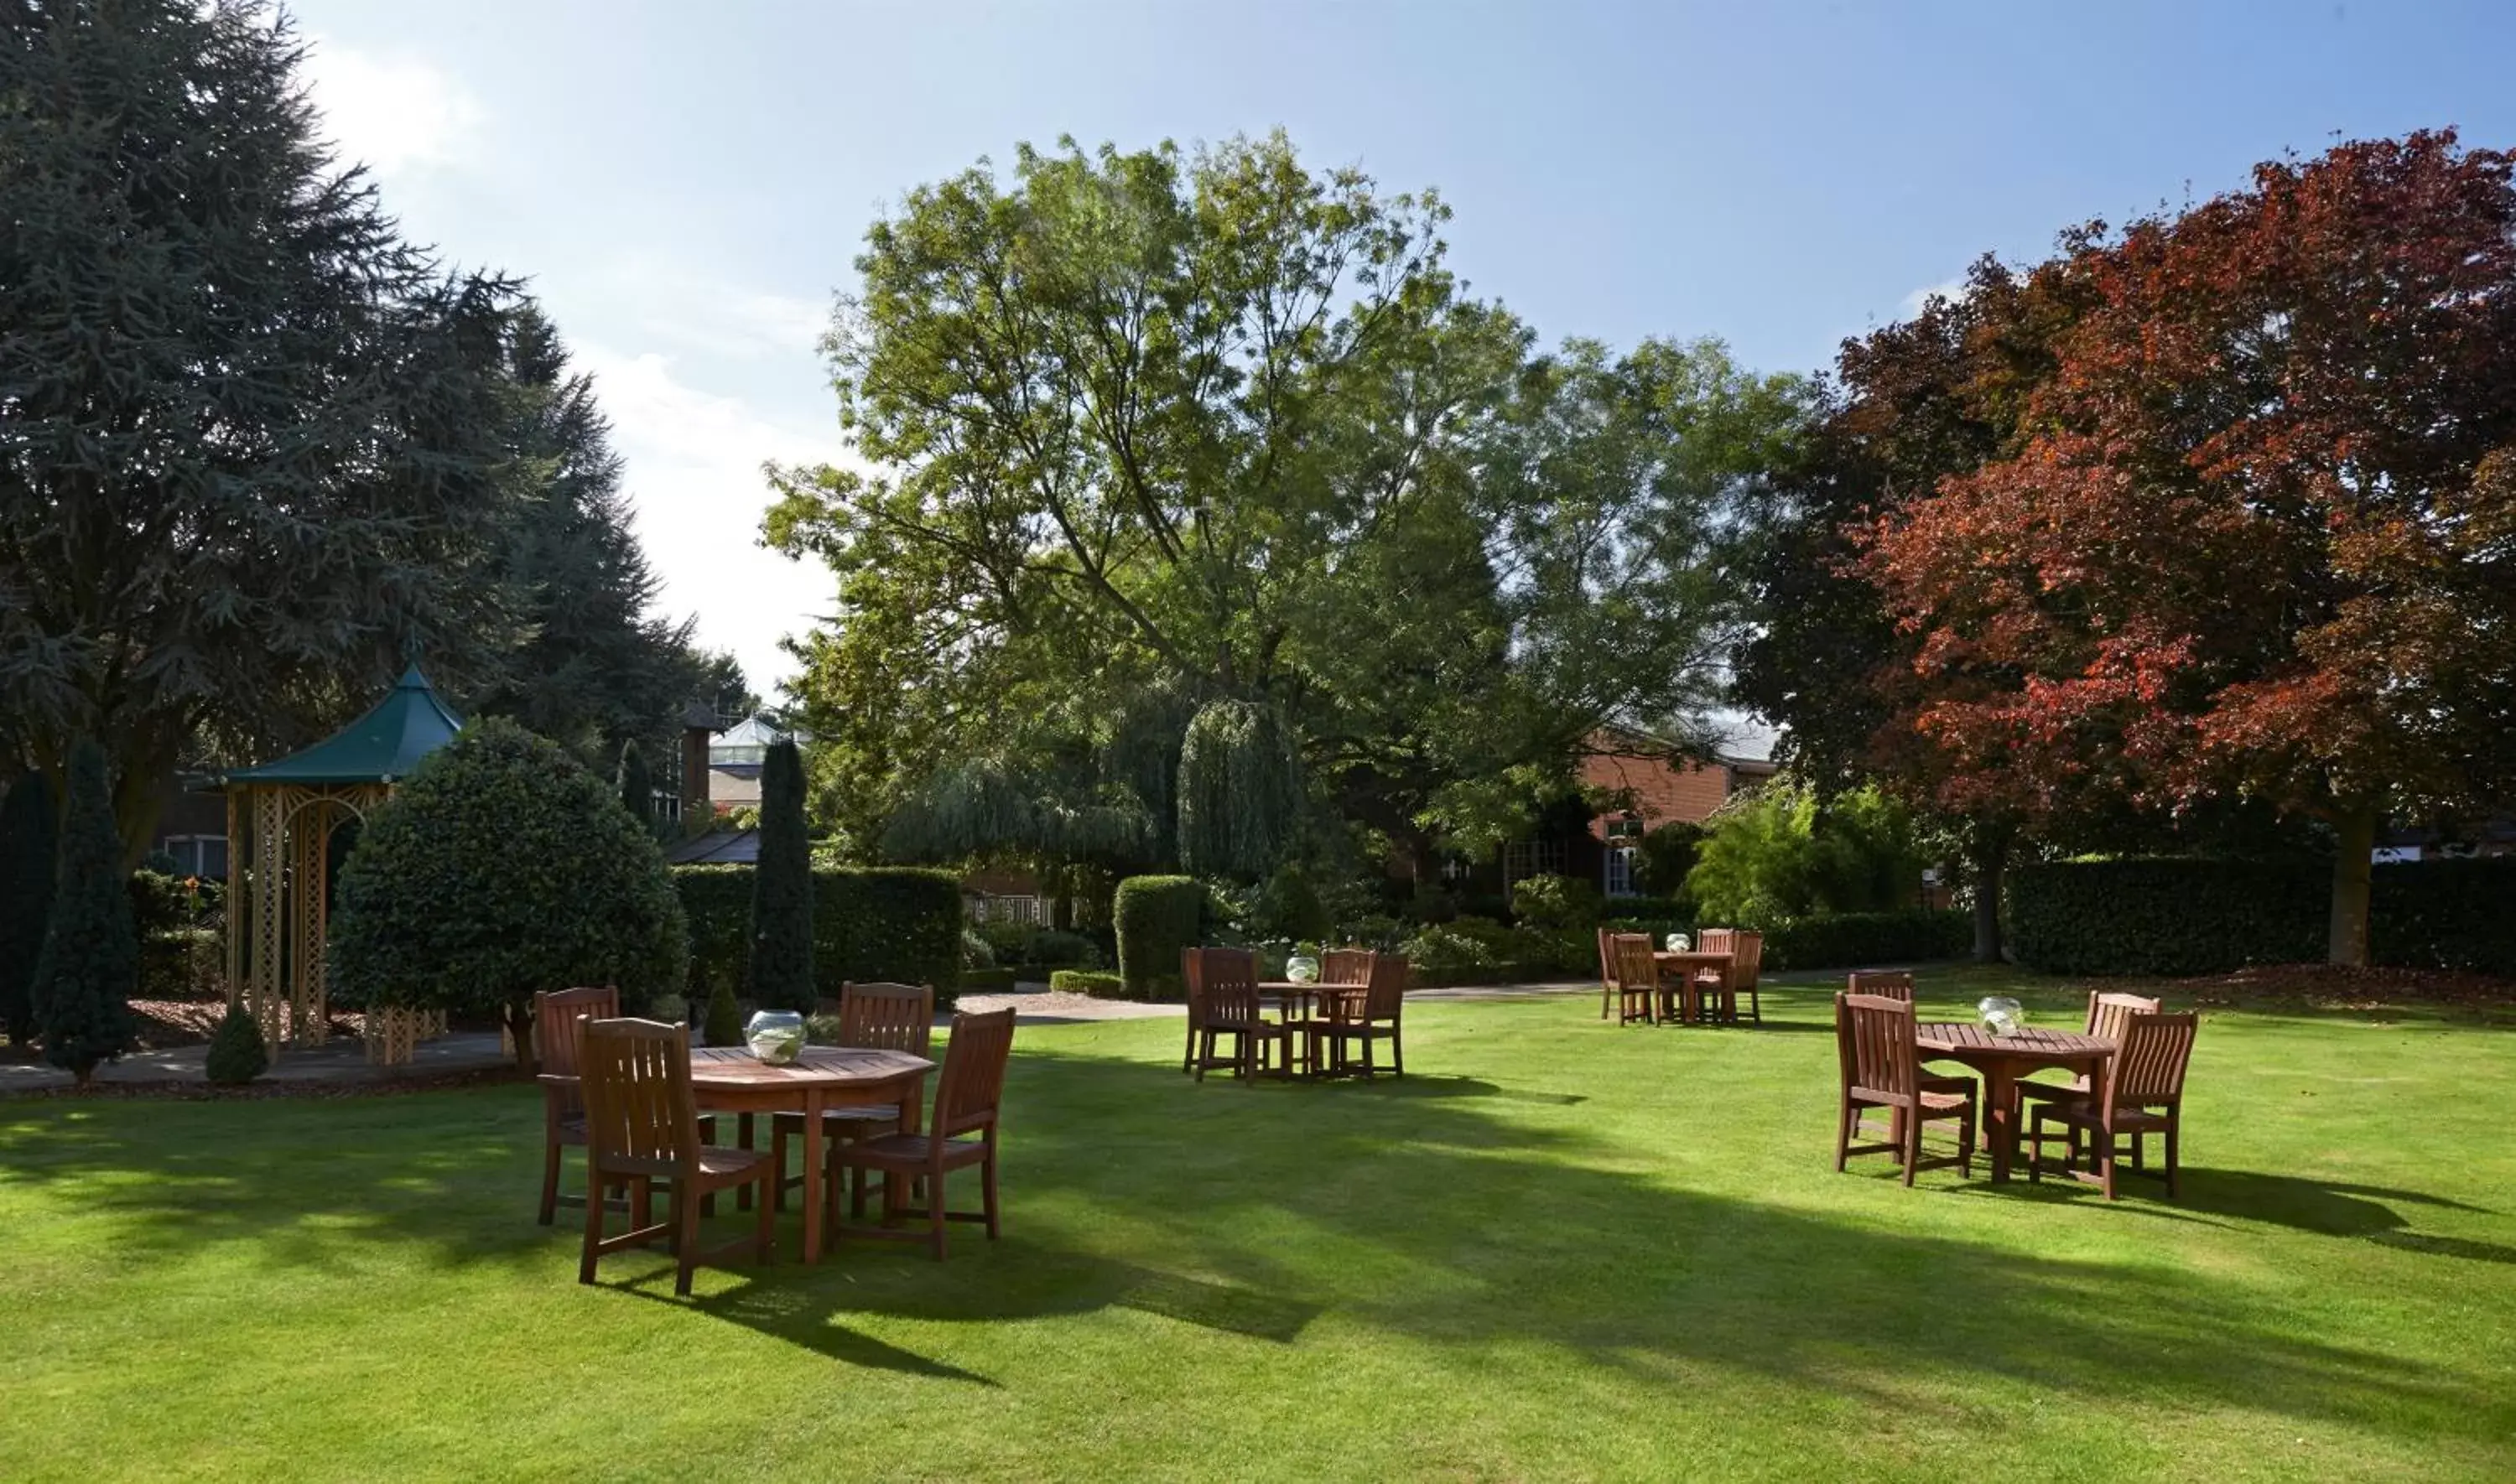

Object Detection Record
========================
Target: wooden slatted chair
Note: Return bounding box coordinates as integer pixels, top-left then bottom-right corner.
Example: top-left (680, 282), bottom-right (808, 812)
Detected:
top-left (534, 985), bottom-right (617, 1225)
top-left (834, 1007), bottom-right (1016, 1260)
top-left (1846, 970), bottom-right (1916, 1002)
top-left (1833, 992), bottom-right (1977, 1186)
top-left (2030, 1010), bottom-right (2198, 1199)
top-left (1185, 947), bottom-right (1290, 1082)
top-left (1597, 927), bottom-right (1628, 1021)
top-left (1607, 933), bottom-right (1659, 1025)
top-left (770, 982), bottom-right (933, 1212)
top-left (1318, 953), bottom-right (1409, 1078)
top-left (2016, 991), bottom-right (2163, 1122)
top-left (1302, 948), bottom-right (1376, 1077)
top-left (575, 1017), bottom-right (777, 1295)
top-left (1687, 928), bottom-right (1734, 1023)
top-left (1692, 930), bottom-right (1765, 1024)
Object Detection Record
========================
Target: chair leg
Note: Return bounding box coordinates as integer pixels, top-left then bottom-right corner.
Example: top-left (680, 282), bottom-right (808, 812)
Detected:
top-left (2027, 1113), bottom-right (2044, 1182)
top-left (578, 1170), bottom-right (605, 1284)
top-left (1959, 1101), bottom-right (1974, 1179)
top-left (982, 1149), bottom-right (1001, 1240)
top-left (1391, 1025), bottom-right (1402, 1077)
top-left (538, 1137), bottom-right (562, 1226)
top-left (755, 1171), bottom-right (777, 1263)
top-left (632, 1177), bottom-right (653, 1237)
top-left (673, 1186), bottom-right (700, 1296)
top-left (1901, 1103), bottom-right (1921, 1187)
top-left (2165, 1117), bottom-right (2181, 1199)
top-left (1834, 1096), bottom-right (1853, 1172)
top-left (928, 1170), bottom-right (949, 1261)
top-left (2099, 1134), bottom-right (2119, 1201)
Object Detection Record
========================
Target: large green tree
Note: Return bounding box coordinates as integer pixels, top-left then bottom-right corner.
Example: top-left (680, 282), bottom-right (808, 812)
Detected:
top-left (767, 135), bottom-right (1804, 878)
top-left (0, 0), bottom-right (526, 851)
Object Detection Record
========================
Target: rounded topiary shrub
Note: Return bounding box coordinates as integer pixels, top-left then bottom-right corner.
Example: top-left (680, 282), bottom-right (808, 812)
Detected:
top-left (204, 1001), bottom-right (268, 1085)
top-left (1113, 874), bottom-right (1204, 1001)
top-left (329, 719), bottom-right (688, 1066)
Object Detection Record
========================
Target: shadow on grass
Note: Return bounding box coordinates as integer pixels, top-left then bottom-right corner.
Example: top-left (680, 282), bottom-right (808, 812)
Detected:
top-left (3, 1020), bottom-right (2511, 1456)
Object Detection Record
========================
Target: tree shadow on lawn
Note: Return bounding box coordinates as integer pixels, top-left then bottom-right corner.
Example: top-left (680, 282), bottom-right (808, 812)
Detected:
top-left (1976, 1165), bottom-right (2516, 1262)
top-left (3, 1044), bottom-right (2512, 1455)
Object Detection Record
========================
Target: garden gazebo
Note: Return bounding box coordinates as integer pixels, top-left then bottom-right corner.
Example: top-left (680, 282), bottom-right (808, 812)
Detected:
top-left (224, 665), bottom-right (462, 1062)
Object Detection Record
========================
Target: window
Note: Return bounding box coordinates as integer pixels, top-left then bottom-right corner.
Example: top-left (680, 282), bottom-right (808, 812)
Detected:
top-left (161, 835), bottom-right (228, 879)
top-left (1604, 845), bottom-right (1640, 898)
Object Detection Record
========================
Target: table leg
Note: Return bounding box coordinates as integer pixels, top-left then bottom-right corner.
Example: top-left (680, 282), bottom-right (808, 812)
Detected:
top-left (736, 1112), bottom-right (756, 1211)
top-left (886, 1080), bottom-right (919, 1220)
top-left (799, 1089), bottom-right (825, 1263)
top-left (1982, 1062), bottom-right (2019, 1181)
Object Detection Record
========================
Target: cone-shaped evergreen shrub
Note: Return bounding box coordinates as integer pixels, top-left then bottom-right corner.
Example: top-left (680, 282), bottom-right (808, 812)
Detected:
top-left (31, 740), bottom-right (135, 1085)
top-left (204, 1001), bottom-right (268, 1085)
top-left (704, 975), bottom-right (741, 1047)
top-left (616, 739), bottom-right (652, 832)
top-left (746, 737), bottom-right (814, 1010)
top-left (0, 771), bottom-right (59, 1046)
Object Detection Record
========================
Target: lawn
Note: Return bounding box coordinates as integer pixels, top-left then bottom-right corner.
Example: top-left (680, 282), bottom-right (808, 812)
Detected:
top-left (3, 966), bottom-right (2512, 1482)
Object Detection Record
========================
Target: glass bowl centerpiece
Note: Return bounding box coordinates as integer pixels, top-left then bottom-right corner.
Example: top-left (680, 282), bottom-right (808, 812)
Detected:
top-left (745, 1009), bottom-right (807, 1065)
top-left (1664, 933), bottom-right (1692, 953)
top-left (1977, 996), bottom-right (2025, 1038)
top-left (1284, 949), bottom-right (1321, 986)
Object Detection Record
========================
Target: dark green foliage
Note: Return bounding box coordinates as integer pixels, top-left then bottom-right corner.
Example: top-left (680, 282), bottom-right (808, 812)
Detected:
top-left (328, 719), bottom-right (688, 1056)
top-left (746, 739), bottom-right (815, 1010)
top-left (1047, 968), bottom-right (1129, 1000)
top-left (0, 1), bottom-right (526, 844)
top-left (126, 869), bottom-right (222, 933)
top-left (674, 864), bottom-right (965, 1009)
top-left (703, 977), bottom-right (741, 1047)
top-left (959, 967), bottom-right (1017, 994)
top-left (1633, 822), bottom-right (1705, 901)
top-left (1250, 865), bottom-right (1330, 945)
top-left (204, 1002), bottom-right (268, 1085)
top-left (1755, 910), bottom-right (1973, 973)
top-left (2010, 858), bottom-right (2516, 977)
top-left (1510, 874), bottom-right (1604, 931)
top-left (0, 771), bottom-right (58, 1044)
top-left (137, 929), bottom-right (221, 1000)
top-left (31, 741), bottom-right (135, 1083)
top-left (616, 740), bottom-right (653, 831)
top-left (1114, 874), bottom-right (1204, 1000)
top-left (976, 924), bottom-right (1100, 970)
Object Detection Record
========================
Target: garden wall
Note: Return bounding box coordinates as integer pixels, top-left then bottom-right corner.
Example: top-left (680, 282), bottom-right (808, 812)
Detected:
top-left (2008, 857), bottom-right (2516, 977)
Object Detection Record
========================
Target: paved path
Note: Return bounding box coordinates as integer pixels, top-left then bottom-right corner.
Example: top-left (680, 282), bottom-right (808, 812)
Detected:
top-left (957, 978), bottom-right (1599, 1025)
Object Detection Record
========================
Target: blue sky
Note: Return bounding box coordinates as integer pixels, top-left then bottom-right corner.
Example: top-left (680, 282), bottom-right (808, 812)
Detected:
top-left (286, 0), bottom-right (2516, 695)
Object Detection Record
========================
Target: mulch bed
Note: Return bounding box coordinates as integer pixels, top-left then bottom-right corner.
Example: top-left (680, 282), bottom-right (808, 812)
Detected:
top-left (2139, 963), bottom-right (2514, 1011)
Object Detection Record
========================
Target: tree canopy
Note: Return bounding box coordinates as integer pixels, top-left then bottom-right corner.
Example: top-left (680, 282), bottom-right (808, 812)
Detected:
top-left (767, 134), bottom-right (1807, 880)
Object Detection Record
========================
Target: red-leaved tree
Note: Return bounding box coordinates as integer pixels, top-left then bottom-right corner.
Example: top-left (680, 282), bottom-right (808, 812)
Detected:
top-left (1866, 132), bottom-right (2516, 963)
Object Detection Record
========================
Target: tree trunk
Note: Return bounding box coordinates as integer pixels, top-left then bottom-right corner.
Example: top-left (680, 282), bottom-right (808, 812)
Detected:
top-left (1968, 826), bottom-right (2009, 963)
top-left (2327, 804), bottom-right (2378, 967)
top-left (503, 1000), bottom-right (539, 1075)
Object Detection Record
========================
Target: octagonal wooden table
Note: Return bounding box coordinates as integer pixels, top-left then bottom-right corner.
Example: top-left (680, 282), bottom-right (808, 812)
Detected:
top-left (1913, 1024), bottom-right (2113, 1182)
top-left (688, 1046), bottom-right (933, 1261)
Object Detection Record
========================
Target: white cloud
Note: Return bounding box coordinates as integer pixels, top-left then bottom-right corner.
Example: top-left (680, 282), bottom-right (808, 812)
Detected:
top-left (576, 347), bottom-right (850, 699)
top-left (1896, 278), bottom-right (1969, 319)
top-left (298, 35), bottom-right (483, 177)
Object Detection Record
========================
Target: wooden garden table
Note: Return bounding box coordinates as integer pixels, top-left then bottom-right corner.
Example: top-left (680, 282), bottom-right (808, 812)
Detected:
top-left (688, 1046), bottom-right (933, 1261)
top-left (1912, 1024), bottom-right (2112, 1182)
top-left (1257, 982), bottom-right (1364, 1077)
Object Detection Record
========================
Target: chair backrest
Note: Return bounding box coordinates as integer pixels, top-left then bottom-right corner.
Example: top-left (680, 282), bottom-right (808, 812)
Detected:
top-left (1838, 992), bottom-right (1920, 1101)
top-left (933, 1007), bottom-right (1017, 1139)
top-left (2086, 991), bottom-right (2163, 1042)
top-left (1321, 948), bottom-right (1375, 988)
top-left (1597, 926), bottom-right (1621, 987)
top-left (1608, 933), bottom-right (1658, 996)
top-left (578, 1017), bottom-right (699, 1177)
top-left (1728, 931), bottom-right (1765, 986)
top-left (839, 981), bottom-right (933, 1058)
top-left (533, 986), bottom-right (619, 1114)
top-left (1363, 953), bottom-right (1408, 1020)
top-left (1183, 947), bottom-right (1261, 1025)
top-left (1846, 970), bottom-right (1915, 1002)
top-left (1697, 927), bottom-right (1735, 955)
top-left (2103, 1011), bottom-right (2197, 1113)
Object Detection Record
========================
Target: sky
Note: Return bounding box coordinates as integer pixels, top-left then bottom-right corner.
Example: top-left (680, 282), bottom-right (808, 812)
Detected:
top-left (283, 0), bottom-right (2516, 701)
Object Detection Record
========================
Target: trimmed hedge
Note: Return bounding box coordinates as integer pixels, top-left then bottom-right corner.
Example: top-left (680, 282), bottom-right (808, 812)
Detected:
top-left (1049, 968), bottom-right (1130, 1000)
top-left (1115, 875), bottom-right (1203, 1002)
top-left (675, 864), bottom-right (964, 1009)
top-left (1597, 907), bottom-right (1970, 974)
top-left (2009, 856), bottom-right (2516, 977)
top-left (959, 967), bottom-right (1016, 994)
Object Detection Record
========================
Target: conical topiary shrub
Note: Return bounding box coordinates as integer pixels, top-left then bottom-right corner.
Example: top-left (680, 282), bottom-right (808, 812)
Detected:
top-left (704, 975), bottom-right (741, 1047)
top-left (746, 737), bottom-right (814, 1010)
top-left (0, 770), bottom-right (59, 1046)
top-left (204, 1002), bottom-right (268, 1086)
top-left (31, 739), bottom-right (136, 1086)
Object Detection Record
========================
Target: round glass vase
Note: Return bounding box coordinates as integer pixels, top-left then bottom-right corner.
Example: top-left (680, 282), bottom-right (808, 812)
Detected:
top-left (744, 1009), bottom-right (806, 1065)
top-left (1977, 996), bottom-right (2025, 1039)
top-left (1285, 954), bottom-right (1321, 986)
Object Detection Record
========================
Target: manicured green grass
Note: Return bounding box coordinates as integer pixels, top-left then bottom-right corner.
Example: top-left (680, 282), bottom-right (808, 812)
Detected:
top-left (3, 967), bottom-right (2513, 1481)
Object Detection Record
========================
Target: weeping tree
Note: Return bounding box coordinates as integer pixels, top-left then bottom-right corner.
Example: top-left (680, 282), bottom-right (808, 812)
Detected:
top-left (1175, 701), bottom-right (1303, 882)
top-left (746, 738), bottom-right (814, 1010)
top-left (31, 740), bottom-right (136, 1085)
top-left (0, 771), bottom-right (59, 1046)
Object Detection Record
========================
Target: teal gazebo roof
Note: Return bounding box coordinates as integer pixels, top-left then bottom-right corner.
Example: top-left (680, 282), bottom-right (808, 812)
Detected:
top-left (226, 665), bottom-right (465, 786)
